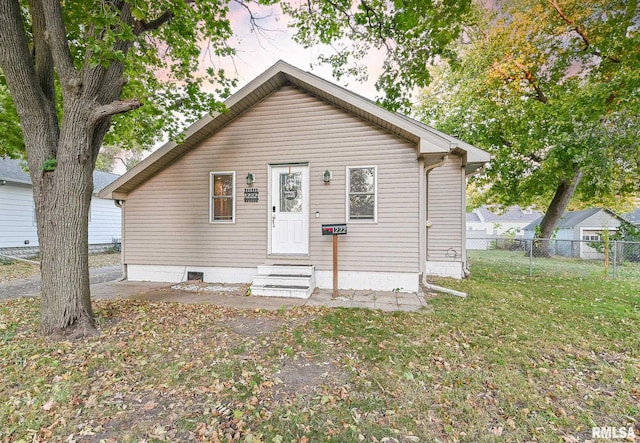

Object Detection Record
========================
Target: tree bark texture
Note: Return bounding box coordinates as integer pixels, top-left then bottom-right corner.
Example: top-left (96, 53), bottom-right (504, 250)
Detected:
top-left (1, 0), bottom-right (140, 335)
top-left (36, 99), bottom-right (96, 336)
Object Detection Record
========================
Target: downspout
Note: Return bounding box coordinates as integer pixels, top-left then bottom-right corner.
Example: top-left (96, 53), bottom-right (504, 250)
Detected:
top-left (422, 154), bottom-right (468, 298)
top-left (424, 155), bottom-right (448, 174)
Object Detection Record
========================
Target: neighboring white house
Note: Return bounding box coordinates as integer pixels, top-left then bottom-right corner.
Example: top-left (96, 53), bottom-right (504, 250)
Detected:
top-left (466, 205), bottom-right (542, 250)
top-left (99, 61), bottom-right (491, 295)
top-left (523, 208), bottom-right (625, 259)
top-left (0, 157), bottom-right (121, 255)
top-left (467, 205), bottom-right (542, 235)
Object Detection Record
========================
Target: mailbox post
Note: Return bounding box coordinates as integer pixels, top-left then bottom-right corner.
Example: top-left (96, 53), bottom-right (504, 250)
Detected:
top-left (322, 224), bottom-right (347, 298)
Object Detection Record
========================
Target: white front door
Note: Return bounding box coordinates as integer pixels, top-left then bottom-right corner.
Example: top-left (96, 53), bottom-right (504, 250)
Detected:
top-left (270, 164), bottom-right (309, 254)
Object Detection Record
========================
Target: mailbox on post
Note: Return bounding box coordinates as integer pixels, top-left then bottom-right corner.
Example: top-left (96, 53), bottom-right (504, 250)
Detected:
top-left (322, 223), bottom-right (347, 298)
top-left (321, 223), bottom-right (347, 235)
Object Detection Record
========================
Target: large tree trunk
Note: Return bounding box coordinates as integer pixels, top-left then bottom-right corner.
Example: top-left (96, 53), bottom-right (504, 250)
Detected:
top-left (34, 104), bottom-right (96, 336)
top-left (36, 164), bottom-right (95, 336)
top-left (1, 0), bottom-right (142, 336)
top-left (533, 168), bottom-right (584, 256)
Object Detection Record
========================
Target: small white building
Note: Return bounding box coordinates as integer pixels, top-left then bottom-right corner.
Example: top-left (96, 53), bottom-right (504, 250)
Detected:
top-left (467, 205), bottom-right (542, 236)
top-left (523, 208), bottom-right (625, 259)
top-left (466, 205), bottom-right (542, 250)
top-left (0, 157), bottom-right (121, 255)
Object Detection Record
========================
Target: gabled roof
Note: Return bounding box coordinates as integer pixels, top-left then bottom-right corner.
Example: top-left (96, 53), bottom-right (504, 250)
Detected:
top-left (473, 205), bottom-right (543, 223)
top-left (623, 208), bottom-right (640, 226)
top-left (524, 208), bottom-right (625, 231)
top-left (0, 157), bottom-right (31, 184)
top-left (100, 60), bottom-right (490, 200)
top-left (0, 157), bottom-right (119, 193)
top-left (466, 212), bottom-right (481, 223)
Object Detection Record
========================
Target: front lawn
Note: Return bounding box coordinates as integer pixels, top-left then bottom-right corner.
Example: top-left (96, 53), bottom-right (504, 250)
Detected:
top-left (0, 252), bottom-right (121, 284)
top-left (1, 256), bottom-right (638, 442)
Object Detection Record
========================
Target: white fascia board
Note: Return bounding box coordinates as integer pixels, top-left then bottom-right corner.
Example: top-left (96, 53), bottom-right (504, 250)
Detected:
top-left (419, 138), bottom-right (450, 155)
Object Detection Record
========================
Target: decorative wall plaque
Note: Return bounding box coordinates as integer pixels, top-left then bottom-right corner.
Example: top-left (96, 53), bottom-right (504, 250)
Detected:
top-left (244, 188), bottom-right (259, 203)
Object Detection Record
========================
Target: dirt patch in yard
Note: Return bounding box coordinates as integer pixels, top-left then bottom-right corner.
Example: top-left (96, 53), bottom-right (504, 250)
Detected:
top-left (224, 314), bottom-right (317, 337)
top-left (275, 358), bottom-right (349, 400)
top-left (225, 317), bottom-right (284, 336)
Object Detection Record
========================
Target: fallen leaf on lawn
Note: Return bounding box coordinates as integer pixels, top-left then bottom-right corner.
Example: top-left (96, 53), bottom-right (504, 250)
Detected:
top-left (42, 400), bottom-right (55, 411)
top-left (84, 395), bottom-right (98, 408)
top-left (142, 401), bottom-right (156, 411)
top-left (490, 426), bottom-right (503, 436)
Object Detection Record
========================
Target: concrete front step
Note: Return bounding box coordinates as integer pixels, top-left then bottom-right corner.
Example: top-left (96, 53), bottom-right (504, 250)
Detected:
top-left (250, 284), bottom-right (314, 298)
top-left (251, 264), bottom-right (316, 299)
top-left (257, 264), bottom-right (314, 276)
top-left (252, 274), bottom-right (316, 288)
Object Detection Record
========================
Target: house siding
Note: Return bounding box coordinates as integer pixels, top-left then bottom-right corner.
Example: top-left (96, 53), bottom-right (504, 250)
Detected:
top-left (426, 156), bottom-right (464, 262)
top-left (89, 197), bottom-right (122, 244)
top-left (0, 183), bottom-right (121, 248)
top-left (123, 85), bottom-right (421, 273)
top-left (0, 183), bottom-right (38, 248)
top-left (573, 210), bottom-right (621, 240)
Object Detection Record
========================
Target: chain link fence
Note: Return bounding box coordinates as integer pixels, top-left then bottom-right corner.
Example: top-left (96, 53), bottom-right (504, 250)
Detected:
top-left (467, 236), bottom-right (640, 279)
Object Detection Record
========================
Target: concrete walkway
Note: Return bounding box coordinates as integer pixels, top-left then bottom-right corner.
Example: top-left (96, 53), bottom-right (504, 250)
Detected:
top-left (92, 281), bottom-right (428, 312)
top-left (0, 267), bottom-right (428, 312)
top-left (0, 265), bottom-right (122, 301)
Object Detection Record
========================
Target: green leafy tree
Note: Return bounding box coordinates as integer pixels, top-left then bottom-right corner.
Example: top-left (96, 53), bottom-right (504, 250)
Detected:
top-left (282, 0), bottom-right (474, 112)
top-left (418, 0), bottom-right (640, 246)
top-left (0, 0), bottom-right (237, 336)
top-left (0, 76), bottom-right (24, 158)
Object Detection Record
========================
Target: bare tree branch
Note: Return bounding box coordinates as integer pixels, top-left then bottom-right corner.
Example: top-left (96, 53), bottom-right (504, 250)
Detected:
top-left (547, 0), bottom-right (620, 63)
top-left (0, 1), bottom-right (46, 109)
top-left (28, 0), bottom-right (55, 105)
top-left (0, 0), bottom-right (58, 167)
top-left (134, 10), bottom-right (174, 36)
top-left (512, 60), bottom-right (548, 104)
top-left (40, 0), bottom-right (78, 88)
top-left (88, 98), bottom-right (142, 127)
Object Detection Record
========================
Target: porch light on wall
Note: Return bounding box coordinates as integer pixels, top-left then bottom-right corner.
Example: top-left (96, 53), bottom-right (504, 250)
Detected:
top-left (323, 169), bottom-right (332, 183)
top-left (245, 172), bottom-right (255, 186)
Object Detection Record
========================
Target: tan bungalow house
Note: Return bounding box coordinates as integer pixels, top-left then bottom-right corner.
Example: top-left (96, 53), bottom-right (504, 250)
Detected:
top-left (99, 61), bottom-right (490, 297)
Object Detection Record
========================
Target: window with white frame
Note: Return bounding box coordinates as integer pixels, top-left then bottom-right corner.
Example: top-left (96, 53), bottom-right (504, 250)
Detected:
top-left (347, 166), bottom-right (376, 221)
top-left (210, 172), bottom-right (235, 222)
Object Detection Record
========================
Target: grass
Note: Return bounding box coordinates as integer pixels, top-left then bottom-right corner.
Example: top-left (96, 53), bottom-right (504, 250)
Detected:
top-left (468, 249), bottom-right (640, 280)
top-left (1, 254), bottom-right (639, 442)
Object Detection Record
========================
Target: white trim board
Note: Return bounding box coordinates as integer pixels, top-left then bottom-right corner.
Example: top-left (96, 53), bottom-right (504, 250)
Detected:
top-left (127, 265), bottom-right (255, 283)
top-left (425, 261), bottom-right (465, 279)
top-left (315, 270), bottom-right (418, 292)
top-left (127, 264), bottom-right (419, 292)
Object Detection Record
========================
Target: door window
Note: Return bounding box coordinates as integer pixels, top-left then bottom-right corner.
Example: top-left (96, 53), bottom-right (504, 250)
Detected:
top-left (279, 172), bottom-right (302, 213)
